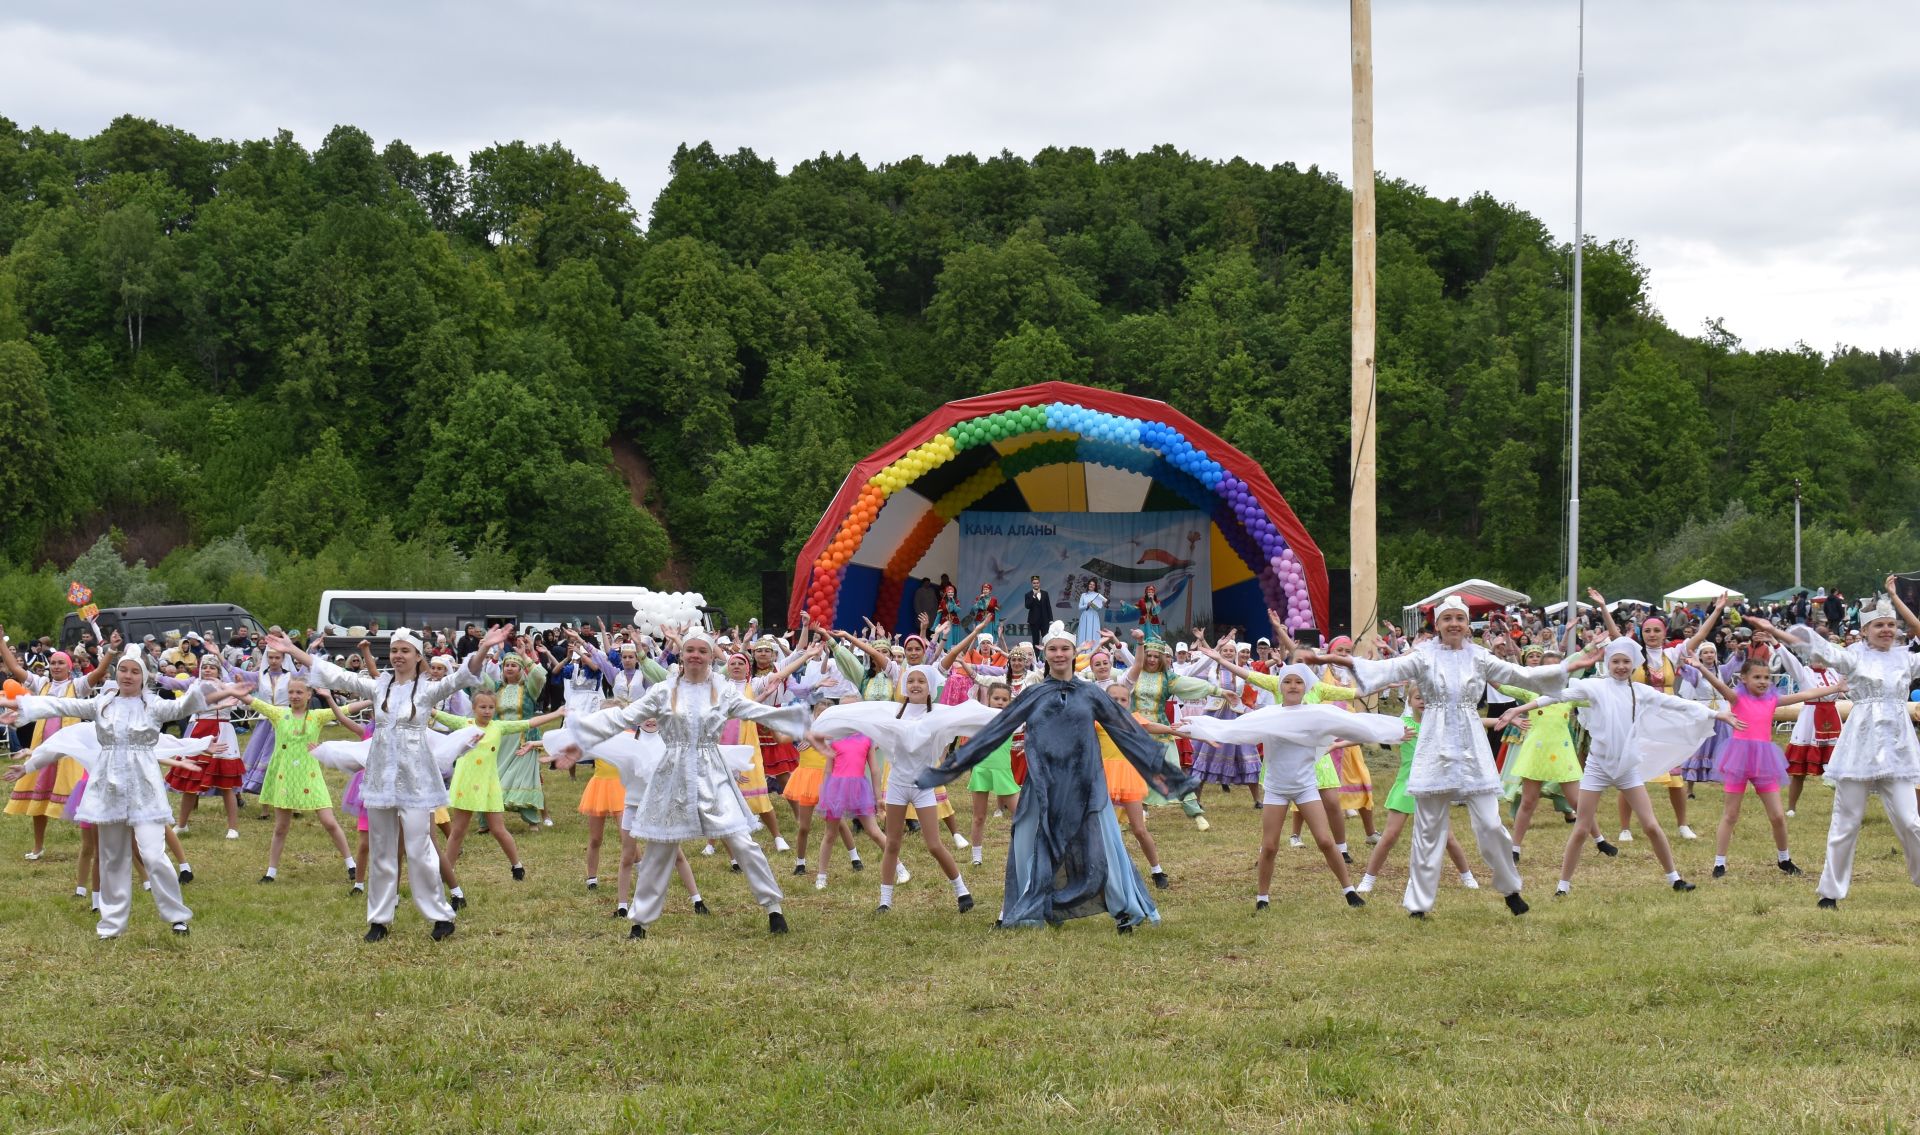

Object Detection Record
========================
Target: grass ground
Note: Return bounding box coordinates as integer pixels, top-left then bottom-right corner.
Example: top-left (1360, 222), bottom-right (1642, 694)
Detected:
top-left (2, 745), bottom-right (1918, 1135)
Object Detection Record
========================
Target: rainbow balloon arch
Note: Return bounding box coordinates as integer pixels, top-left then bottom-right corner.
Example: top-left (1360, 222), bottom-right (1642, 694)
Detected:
top-left (787, 381), bottom-right (1330, 638)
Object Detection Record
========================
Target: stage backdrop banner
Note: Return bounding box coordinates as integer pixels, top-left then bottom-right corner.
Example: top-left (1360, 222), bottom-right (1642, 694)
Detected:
top-left (957, 510), bottom-right (1212, 641)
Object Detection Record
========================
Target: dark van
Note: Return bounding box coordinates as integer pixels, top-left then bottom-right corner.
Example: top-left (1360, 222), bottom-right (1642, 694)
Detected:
top-left (60, 603), bottom-right (268, 652)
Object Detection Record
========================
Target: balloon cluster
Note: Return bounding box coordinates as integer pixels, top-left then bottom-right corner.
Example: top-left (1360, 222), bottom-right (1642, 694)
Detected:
top-left (810, 400), bottom-right (1321, 633)
top-left (630, 590), bottom-right (708, 637)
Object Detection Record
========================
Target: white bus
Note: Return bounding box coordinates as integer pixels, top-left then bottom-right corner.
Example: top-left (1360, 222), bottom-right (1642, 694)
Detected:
top-left (315, 588), bottom-right (705, 638)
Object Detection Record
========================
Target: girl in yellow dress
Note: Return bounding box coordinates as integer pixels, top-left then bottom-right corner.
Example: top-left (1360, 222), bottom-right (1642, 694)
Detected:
top-left (1322, 637), bottom-right (1376, 841)
top-left (434, 691), bottom-right (565, 887)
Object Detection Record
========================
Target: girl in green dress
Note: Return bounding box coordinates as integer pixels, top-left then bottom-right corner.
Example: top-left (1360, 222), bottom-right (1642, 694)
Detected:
top-left (436, 690), bottom-right (565, 889)
top-left (218, 677), bottom-right (361, 885)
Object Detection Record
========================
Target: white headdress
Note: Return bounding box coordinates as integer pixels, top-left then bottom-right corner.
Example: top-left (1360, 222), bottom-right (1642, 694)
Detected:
top-left (1602, 637), bottom-right (1645, 671)
top-left (389, 627), bottom-right (424, 655)
top-left (1435, 595), bottom-right (1470, 617)
top-left (1040, 621), bottom-right (1076, 649)
top-left (682, 628), bottom-right (716, 650)
top-left (1273, 662), bottom-right (1318, 692)
top-left (1859, 594), bottom-right (1898, 626)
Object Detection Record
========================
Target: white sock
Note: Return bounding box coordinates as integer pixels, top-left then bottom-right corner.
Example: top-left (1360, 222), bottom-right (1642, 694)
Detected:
top-left (1592, 833), bottom-right (1606, 844)
top-left (1149, 863), bottom-right (1162, 874)
top-left (1714, 855), bottom-right (1728, 867)
top-left (689, 891), bottom-right (702, 904)
top-left (1343, 886), bottom-right (1356, 895)
top-left (951, 875), bottom-right (969, 897)
top-left (815, 872), bottom-right (828, 887)
top-left (1460, 871), bottom-right (1477, 885)
top-left (264, 867), bottom-right (277, 879)
top-left (880, 884), bottom-right (894, 906)
top-left (971, 850), bottom-right (982, 865)
top-left (1777, 848), bottom-right (1792, 861)
top-left (1359, 873), bottom-right (1377, 887)
top-left (794, 858), bottom-right (806, 869)
top-left (1335, 842), bottom-right (1349, 855)
top-left (1665, 870), bottom-right (1681, 884)
top-left (849, 849), bottom-right (862, 863)
top-left (511, 862), bottom-right (522, 870)
top-left (1256, 893), bottom-right (1270, 903)
top-left (178, 862), bottom-right (191, 873)
top-left (1556, 880), bottom-right (1571, 893)
top-left (450, 886), bottom-right (464, 898)
top-left (584, 875), bottom-right (598, 886)
top-left (344, 856), bottom-right (357, 871)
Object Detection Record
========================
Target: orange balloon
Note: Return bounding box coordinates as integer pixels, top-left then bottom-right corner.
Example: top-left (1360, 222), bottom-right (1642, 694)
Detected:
top-left (1, 679), bottom-right (24, 699)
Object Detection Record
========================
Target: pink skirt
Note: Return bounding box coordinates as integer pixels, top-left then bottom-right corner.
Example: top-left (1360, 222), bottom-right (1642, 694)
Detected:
top-left (1717, 738), bottom-right (1787, 788)
top-left (817, 773), bottom-right (876, 822)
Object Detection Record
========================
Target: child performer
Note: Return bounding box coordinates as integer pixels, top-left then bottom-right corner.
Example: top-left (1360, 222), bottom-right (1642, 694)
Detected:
top-left (1357, 685), bottom-right (1483, 894)
top-left (1099, 682), bottom-right (1172, 889)
top-left (225, 677), bottom-right (357, 884)
top-left (1746, 585), bottom-right (1920, 909)
top-left (267, 624), bottom-right (507, 942)
top-left (434, 692), bottom-right (565, 885)
top-left (1499, 638), bottom-right (1737, 897)
top-left (1296, 600), bottom-right (1601, 918)
top-left (811, 698), bottom-right (895, 890)
top-left (1179, 664), bottom-right (1409, 908)
top-left (0, 649), bottom-right (214, 937)
top-left (965, 680), bottom-right (1021, 867)
top-left (163, 654), bottom-right (245, 839)
top-left (1681, 641), bottom-right (1834, 878)
top-left (812, 668), bottom-right (992, 913)
top-left (1496, 649), bottom-right (1601, 862)
top-left (1774, 639), bottom-right (1842, 816)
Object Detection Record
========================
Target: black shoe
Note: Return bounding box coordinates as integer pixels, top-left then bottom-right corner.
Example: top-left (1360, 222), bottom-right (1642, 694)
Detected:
top-left (1341, 851), bottom-right (1353, 864)
top-left (1779, 859), bottom-right (1804, 876)
top-left (511, 865), bottom-right (526, 882)
top-left (693, 899), bottom-right (710, 915)
top-left (850, 858), bottom-right (865, 872)
top-left (346, 865), bottom-right (356, 883)
top-left (1512, 849), bottom-right (1521, 864)
top-left (905, 819), bottom-right (921, 833)
top-left (1408, 910), bottom-right (1427, 919)
top-left (993, 918), bottom-right (1004, 928)
top-left (258, 874), bottom-right (274, 884)
top-left (1595, 840), bottom-right (1619, 858)
top-left (450, 894), bottom-right (466, 912)
top-left (1712, 864), bottom-right (1726, 878)
top-left (1672, 879), bottom-right (1696, 892)
top-left (363, 923), bottom-right (389, 943)
top-left (957, 894), bottom-right (975, 914)
top-left (1505, 893), bottom-right (1530, 916)
top-left (1817, 897), bottom-right (1838, 910)
top-left (1117, 922), bottom-right (1134, 934)
top-left (1255, 899), bottom-right (1269, 911)
top-left (729, 861), bottom-right (741, 874)
top-left (1562, 812), bottom-right (1576, 823)
top-left (585, 878), bottom-right (597, 890)
top-left (178, 867), bottom-right (193, 884)
top-left (1345, 891), bottom-right (1365, 908)
top-left (1552, 889), bottom-right (1569, 899)
top-left (628, 923), bottom-right (647, 940)
top-left (876, 903), bottom-right (891, 914)
top-left (1152, 870), bottom-right (1170, 890)
top-left (613, 905), bottom-right (629, 919)
top-left (769, 911), bottom-right (789, 935)
top-left (172, 922), bottom-right (189, 935)
top-left (431, 920), bottom-right (456, 941)
top-left (792, 864), bottom-right (806, 876)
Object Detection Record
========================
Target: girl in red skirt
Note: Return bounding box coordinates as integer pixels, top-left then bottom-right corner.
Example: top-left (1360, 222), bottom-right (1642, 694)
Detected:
top-left (163, 655), bottom-right (244, 839)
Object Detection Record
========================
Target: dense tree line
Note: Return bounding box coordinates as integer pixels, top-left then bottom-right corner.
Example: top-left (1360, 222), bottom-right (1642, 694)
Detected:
top-left (0, 114), bottom-right (1914, 633)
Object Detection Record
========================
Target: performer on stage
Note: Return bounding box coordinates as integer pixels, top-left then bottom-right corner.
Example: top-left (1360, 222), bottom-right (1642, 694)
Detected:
top-left (1075, 579), bottom-right (1107, 649)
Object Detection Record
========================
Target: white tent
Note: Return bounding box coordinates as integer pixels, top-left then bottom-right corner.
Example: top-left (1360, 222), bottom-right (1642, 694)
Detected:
top-left (1402, 579), bottom-right (1532, 631)
top-left (1543, 600), bottom-right (1595, 616)
top-left (1660, 579), bottom-right (1745, 606)
top-left (1608, 598), bottom-right (1653, 611)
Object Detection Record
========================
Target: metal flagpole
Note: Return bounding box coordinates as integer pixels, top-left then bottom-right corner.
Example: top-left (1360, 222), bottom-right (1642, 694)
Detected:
top-left (1565, 0), bottom-right (1586, 631)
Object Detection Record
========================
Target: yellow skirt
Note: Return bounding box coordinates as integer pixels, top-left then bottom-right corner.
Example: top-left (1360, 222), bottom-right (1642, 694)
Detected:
top-left (737, 743), bottom-right (774, 816)
top-left (783, 746), bottom-right (828, 807)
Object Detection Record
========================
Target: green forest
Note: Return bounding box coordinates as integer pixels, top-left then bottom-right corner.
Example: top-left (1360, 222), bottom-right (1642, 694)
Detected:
top-left (0, 114), bottom-right (1915, 636)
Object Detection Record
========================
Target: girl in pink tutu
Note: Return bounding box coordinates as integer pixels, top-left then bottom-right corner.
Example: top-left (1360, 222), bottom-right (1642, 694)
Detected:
top-left (1683, 642), bottom-right (1843, 879)
top-left (810, 697), bottom-right (893, 890)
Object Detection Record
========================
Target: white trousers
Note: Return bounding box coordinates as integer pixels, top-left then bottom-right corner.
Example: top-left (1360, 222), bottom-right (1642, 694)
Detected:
top-left (366, 807), bottom-right (454, 926)
top-left (1404, 794), bottom-right (1522, 913)
top-left (1815, 779), bottom-right (1920, 901)
top-left (97, 822), bottom-right (189, 938)
top-left (631, 833), bottom-right (781, 926)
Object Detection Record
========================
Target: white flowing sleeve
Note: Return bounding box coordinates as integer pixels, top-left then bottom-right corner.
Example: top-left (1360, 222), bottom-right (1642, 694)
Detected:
top-left (914, 700), bottom-right (1004, 754)
top-left (1344, 652), bottom-right (1424, 696)
top-left (1480, 655), bottom-right (1571, 698)
top-left (309, 656), bottom-right (379, 701)
top-left (571, 683), bottom-right (669, 750)
top-left (1630, 688), bottom-right (1718, 781)
top-left (722, 688), bottom-right (812, 740)
top-left (815, 702), bottom-right (921, 754)
top-left (1182, 704), bottom-right (1405, 749)
top-left (12, 694), bottom-right (99, 724)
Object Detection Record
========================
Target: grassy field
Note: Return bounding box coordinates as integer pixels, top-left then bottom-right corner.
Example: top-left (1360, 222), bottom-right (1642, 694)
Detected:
top-left (2, 746), bottom-right (1919, 1135)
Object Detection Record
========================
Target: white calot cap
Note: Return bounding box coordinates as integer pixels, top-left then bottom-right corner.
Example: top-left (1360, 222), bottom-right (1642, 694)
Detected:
top-left (1435, 595), bottom-right (1470, 617)
top-left (1041, 621), bottom-right (1077, 649)
top-left (1602, 638), bottom-right (1645, 669)
top-left (389, 627), bottom-right (424, 654)
top-left (1274, 663), bottom-right (1317, 689)
top-left (1858, 594), bottom-right (1898, 626)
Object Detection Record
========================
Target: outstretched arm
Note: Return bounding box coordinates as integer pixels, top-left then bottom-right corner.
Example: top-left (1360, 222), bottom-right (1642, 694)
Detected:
top-left (1887, 575), bottom-right (1920, 640)
top-left (1681, 594), bottom-right (1728, 656)
top-left (1587, 589), bottom-right (1622, 639)
top-left (1089, 685), bottom-right (1196, 801)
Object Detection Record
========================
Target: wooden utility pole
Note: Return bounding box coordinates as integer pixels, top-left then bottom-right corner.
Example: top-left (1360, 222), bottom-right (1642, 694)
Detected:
top-left (1350, 0), bottom-right (1378, 653)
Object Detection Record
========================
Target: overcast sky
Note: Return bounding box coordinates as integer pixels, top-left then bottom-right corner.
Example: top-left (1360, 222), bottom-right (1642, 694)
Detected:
top-left (4, 1), bottom-right (1914, 353)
